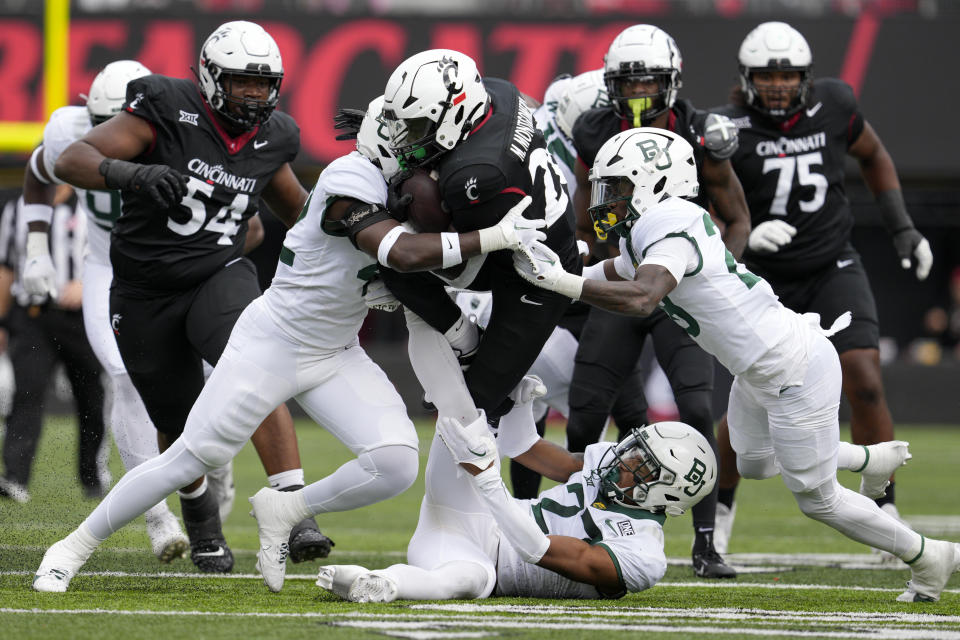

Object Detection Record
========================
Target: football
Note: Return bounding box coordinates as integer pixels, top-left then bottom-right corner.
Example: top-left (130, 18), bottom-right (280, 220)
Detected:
top-left (400, 168), bottom-right (450, 232)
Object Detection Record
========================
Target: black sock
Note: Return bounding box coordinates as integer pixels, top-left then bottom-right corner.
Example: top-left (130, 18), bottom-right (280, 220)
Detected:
top-left (693, 529), bottom-right (714, 554)
top-left (718, 487), bottom-right (737, 509)
top-left (875, 481), bottom-right (896, 509)
top-left (180, 487), bottom-right (223, 543)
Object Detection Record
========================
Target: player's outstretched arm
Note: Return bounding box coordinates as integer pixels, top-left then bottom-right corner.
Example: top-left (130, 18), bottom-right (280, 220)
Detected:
top-left (344, 196), bottom-right (540, 272)
top-left (514, 241), bottom-right (676, 316)
top-left (538, 535), bottom-right (625, 596)
top-left (849, 121), bottom-right (932, 280)
top-left (701, 156), bottom-right (750, 259)
top-left (55, 112), bottom-right (153, 190)
top-left (262, 163), bottom-right (308, 229)
top-left (512, 439), bottom-right (583, 483)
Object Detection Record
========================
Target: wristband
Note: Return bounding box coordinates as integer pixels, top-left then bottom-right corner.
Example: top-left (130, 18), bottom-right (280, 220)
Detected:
top-left (29, 147), bottom-right (52, 185)
top-left (21, 203), bottom-right (54, 225)
top-left (555, 272), bottom-right (585, 300)
top-left (376, 225), bottom-right (409, 267)
top-left (440, 232), bottom-right (462, 269)
top-left (477, 225), bottom-right (506, 254)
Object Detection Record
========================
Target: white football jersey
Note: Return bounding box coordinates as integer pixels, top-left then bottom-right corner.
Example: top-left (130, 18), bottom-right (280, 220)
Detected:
top-left (614, 197), bottom-right (796, 376)
top-left (495, 441), bottom-right (667, 598)
top-left (262, 151), bottom-right (385, 350)
top-left (40, 105), bottom-right (118, 265)
top-left (532, 77), bottom-right (578, 200)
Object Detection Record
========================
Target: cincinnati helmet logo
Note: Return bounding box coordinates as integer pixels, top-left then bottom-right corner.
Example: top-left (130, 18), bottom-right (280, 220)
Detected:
top-left (438, 56), bottom-right (463, 93)
top-left (111, 313), bottom-right (122, 335)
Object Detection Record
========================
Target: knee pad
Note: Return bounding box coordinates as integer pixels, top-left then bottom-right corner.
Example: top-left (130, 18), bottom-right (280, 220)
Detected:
top-left (737, 454), bottom-right (779, 480)
top-left (793, 480), bottom-right (842, 520)
top-left (362, 444), bottom-right (419, 496)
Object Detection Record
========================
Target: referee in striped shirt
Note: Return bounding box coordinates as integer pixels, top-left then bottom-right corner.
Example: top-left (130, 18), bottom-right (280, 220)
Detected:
top-left (0, 191), bottom-right (106, 503)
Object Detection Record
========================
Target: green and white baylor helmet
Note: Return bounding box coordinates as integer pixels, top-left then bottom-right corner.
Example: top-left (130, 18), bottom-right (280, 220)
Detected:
top-left (588, 127), bottom-right (698, 240)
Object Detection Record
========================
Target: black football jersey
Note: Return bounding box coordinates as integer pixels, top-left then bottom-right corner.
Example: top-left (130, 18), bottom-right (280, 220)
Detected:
top-left (111, 75), bottom-right (299, 291)
top-left (436, 77), bottom-right (579, 273)
top-left (715, 78), bottom-right (865, 279)
top-left (572, 98), bottom-right (716, 210)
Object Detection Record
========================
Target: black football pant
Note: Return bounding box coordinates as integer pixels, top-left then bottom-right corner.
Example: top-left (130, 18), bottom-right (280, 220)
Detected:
top-left (2, 305), bottom-right (105, 490)
top-left (567, 307), bottom-right (719, 531)
top-left (381, 259), bottom-right (570, 421)
top-left (110, 258), bottom-right (261, 438)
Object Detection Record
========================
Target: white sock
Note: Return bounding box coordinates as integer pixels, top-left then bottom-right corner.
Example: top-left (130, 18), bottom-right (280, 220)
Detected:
top-left (178, 477), bottom-right (208, 500)
top-left (836, 442), bottom-right (868, 471)
top-left (443, 312), bottom-right (479, 360)
top-left (268, 469), bottom-right (305, 490)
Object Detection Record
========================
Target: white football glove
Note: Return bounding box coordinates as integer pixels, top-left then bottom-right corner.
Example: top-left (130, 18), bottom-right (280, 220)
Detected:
top-left (436, 411), bottom-right (498, 470)
top-left (509, 374), bottom-right (546, 406)
top-left (362, 277), bottom-right (401, 312)
top-left (477, 196), bottom-right (545, 254)
top-left (23, 231), bottom-right (57, 298)
top-left (512, 240), bottom-right (584, 300)
top-left (748, 219), bottom-right (797, 253)
top-left (892, 229), bottom-right (933, 281)
top-left (703, 113), bottom-right (739, 160)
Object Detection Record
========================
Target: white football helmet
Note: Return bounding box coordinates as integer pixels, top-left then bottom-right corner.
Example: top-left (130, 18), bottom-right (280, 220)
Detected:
top-left (603, 25), bottom-right (682, 127)
top-left (738, 21), bottom-right (813, 121)
top-left (595, 422), bottom-right (716, 517)
top-left (556, 69), bottom-right (609, 140)
top-left (382, 49), bottom-right (489, 168)
top-left (357, 95), bottom-right (400, 180)
top-left (198, 21), bottom-right (283, 131)
top-left (588, 127), bottom-right (698, 239)
top-left (84, 60), bottom-right (151, 126)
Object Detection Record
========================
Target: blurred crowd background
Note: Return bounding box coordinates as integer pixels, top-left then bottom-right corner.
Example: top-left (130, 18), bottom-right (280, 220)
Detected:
top-left (0, 0), bottom-right (957, 421)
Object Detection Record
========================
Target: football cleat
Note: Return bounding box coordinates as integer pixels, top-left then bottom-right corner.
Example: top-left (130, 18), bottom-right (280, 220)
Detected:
top-left (33, 538), bottom-right (93, 592)
top-left (181, 487), bottom-right (233, 573)
top-left (190, 539), bottom-right (234, 573)
top-left (713, 502), bottom-right (736, 555)
top-left (249, 487), bottom-right (296, 592)
top-left (897, 538), bottom-right (960, 602)
top-left (0, 476), bottom-right (30, 503)
top-left (144, 506), bottom-right (189, 563)
top-left (692, 546), bottom-right (737, 579)
top-left (316, 564), bottom-right (372, 600)
top-left (348, 572), bottom-right (399, 603)
top-left (288, 518), bottom-right (335, 564)
top-left (858, 441), bottom-right (911, 499)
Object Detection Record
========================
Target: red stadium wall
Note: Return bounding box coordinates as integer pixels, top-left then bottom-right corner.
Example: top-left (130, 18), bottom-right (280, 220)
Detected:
top-left (0, 14), bottom-right (957, 178)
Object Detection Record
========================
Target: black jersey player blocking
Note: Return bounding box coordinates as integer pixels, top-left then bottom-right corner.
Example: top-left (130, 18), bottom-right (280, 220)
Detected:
top-left (710, 22), bottom-right (932, 554)
top-left (377, 49), bottom-right (582, 432)
top-left (49, 21), bottom-right (332, 575)
top-left (568, 24), bottom-right (751, 579)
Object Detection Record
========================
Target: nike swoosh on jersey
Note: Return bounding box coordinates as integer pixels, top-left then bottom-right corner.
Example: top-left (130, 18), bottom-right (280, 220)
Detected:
top-left (837, 259), bottom-right (855, 269)
top-left (520, 294), bottom-right (543, 306)
top-left (806, 102), bottom-right (823, 117)
top-left (194, 546), bottom-right (227, 557)
top-left (253, 140), bottom-right (268, 149)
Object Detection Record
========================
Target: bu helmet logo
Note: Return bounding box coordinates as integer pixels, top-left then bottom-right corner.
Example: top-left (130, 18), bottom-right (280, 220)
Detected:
top-left (682, 457), bottom-right (707, 496)
top-left (636, 138), bottom-right (673, 170)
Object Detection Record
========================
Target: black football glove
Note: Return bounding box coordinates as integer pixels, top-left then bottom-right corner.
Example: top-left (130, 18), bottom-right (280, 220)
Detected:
top-left (100, 158), bottom-right (188, 209)
top-left (892, 228), bottom-right (933, 281)
top-left (385, 169), bottom-right (414, 222)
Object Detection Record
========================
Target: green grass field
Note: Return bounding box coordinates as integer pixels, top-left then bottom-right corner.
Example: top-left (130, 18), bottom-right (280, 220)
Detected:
top-left (2, 417), bottom-right (959, 639)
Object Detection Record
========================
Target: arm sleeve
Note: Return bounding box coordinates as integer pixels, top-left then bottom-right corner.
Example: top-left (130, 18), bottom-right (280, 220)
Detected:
top-left (639, 235), bottom-right (699, 285)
